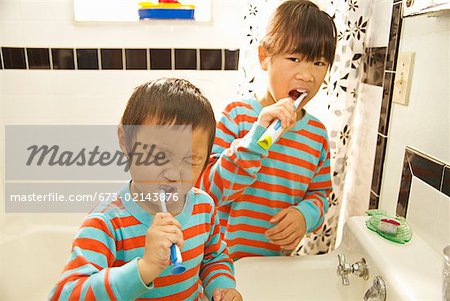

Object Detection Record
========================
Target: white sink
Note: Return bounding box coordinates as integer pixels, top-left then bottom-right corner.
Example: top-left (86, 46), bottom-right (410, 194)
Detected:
top-left (234, 216), bottom-right (442, 301)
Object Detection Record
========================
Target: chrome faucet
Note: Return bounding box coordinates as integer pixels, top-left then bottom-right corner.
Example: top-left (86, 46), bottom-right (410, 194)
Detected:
top-left (364, 276), bottom-right (386, 301)
top-left (336, 254), bottom-right (369, 286)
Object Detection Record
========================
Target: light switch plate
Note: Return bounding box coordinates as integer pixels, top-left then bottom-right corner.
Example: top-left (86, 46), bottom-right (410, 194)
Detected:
top-left (393, 52), bottom-right (415, 106)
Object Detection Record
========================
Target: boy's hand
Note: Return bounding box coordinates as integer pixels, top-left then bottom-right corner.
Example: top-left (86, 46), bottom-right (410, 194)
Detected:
top-left (265, 207), bottom-right (306, 251)
top-left (212, 288), bottom-right (243, 301)
top-left (138, 212), bottom-right (184, 284)
top-left (257, 97), bottom-right (297, 129)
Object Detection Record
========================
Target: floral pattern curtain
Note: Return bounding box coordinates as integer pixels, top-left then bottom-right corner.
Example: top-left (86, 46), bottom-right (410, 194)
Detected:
top-left (236, 0), bottom-right (372, 254)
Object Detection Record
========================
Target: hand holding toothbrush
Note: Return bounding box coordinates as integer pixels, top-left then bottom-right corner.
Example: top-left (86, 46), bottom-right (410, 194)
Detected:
top-left (256, 91), bottom-right (307, 149)
top-left (137, 212), bottom-right (185, 285)
top-left (256, 97), bottom-right (298, 129)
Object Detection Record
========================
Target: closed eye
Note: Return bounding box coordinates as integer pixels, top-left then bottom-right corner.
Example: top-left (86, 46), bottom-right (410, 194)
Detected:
top-left (184, 156), bottom-right (204, 166)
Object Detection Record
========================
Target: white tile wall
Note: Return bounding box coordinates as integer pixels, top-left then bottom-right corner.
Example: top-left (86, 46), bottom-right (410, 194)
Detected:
top-left (0, 0), bottom-right (244, 48)
top-left (344, 83), bottom-right (383, 215)
top-left (379, 13), bottom-right (450, 215)
top-left (0, 0), bottom-right (244, 234)
top-left (365, 0), bottom-right (393, 48)
top-left (1, 71), bottom-right (241, 123)
top-left (407, 177), bottom-right (450, 255)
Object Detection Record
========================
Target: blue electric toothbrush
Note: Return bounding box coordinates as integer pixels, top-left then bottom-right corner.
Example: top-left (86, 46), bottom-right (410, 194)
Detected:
top-left (160, 189), bottom-right (186, 275)
top-left (257, 91), bottom-right (307, 150)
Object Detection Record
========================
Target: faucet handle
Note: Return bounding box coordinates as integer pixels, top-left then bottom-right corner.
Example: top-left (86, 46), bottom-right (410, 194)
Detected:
top-left (341, 273), bottom-right (350, 286)
top-left (337, 254), bottom-right (369, 286)
top-left (337, 254), bottom-right (350, 286)
top-left (352, 258), bottom-right (369, 280)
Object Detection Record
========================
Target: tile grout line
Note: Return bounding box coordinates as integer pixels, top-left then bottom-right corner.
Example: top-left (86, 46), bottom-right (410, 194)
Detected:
top-left (49, 48), bottom-right (53, 70)
top-left (440, 166), bottom-right (445, 192)
top-left (171, 48), bottom-right (175, 70)
top-left (123, 48), bottom-right (126, 70)
top-left (370, 190), bottom-right (380, 197)
top-left (406, 146), bottom-right (448, 166)
top-left (221, 49), bottom-right (225, 70)
top-left (74, 48), bottom-right (78, 70)
top-left (97, 48), bottom-right (101, 70)
top-left (24, 47), bottom-right (29, 70)
top-left (0, 47), bottom-right (3, 69)
top-left (196, 48), bottom-right (200, 70)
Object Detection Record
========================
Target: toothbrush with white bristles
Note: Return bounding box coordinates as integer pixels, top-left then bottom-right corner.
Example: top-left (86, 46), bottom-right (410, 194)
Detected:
top-left (159, 189), bottom-right (186, 275)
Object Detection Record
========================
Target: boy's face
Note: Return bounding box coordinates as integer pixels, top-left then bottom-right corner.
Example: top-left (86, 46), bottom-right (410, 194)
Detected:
top-left (118, 124), bottom-right (209, 206)
top-left (259, 46), bottom-right (329, 108)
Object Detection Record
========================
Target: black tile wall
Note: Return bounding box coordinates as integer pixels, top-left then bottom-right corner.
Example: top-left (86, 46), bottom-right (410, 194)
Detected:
top-left (76, 49), bottom-right (99, 70)
top-left (397, 147), bottom-right (449, 217)
top-left (369, 191), bottom-right (379, 210)
top-left (52, 48), bottom-right (75, 70)
top-left (397, 149), bottom-right (413, 217)
top-left (200, 49), bottom-right (222, 70)
top-left (175, 49), bottom-right (197, 70)
top-left (101, 49), bottom-right (123, 70)
top-left (2, 47), bottom-right (26, 69)
top-left (225, 49), bottom-right (240, 70)
top-left (27, 48), bottom-right (50, 69)
top-left (362, 47), bottom-right (387, 86)
top-left (378, 72), bottom-right (394, 135)
top-left (150, 49), bottom-right (171, 70)
top-left (368, 1), bottom-right (405, 210)
top-left (443, 166), bottom-right (450, 198)
top-left (126, 49), bottom-right (147, 70)
top-left (0, 47), bottom-right (239, 71)
top-left (385, 3), bottom-right (403, 71)
top-left (371, 134), bottom-right (387, 197)
top-left (409, 150), bottom-right (445, 190)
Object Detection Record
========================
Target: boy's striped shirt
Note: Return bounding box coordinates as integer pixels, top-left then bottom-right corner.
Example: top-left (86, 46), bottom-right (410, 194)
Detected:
top-left (198, 97), bottom-right (332, 260)
top-left (49, 185), bottom-right (235, 300)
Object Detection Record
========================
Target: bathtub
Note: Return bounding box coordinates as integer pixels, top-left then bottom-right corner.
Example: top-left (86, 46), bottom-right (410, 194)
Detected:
top-left (0, 225), bottom-right (78, 301)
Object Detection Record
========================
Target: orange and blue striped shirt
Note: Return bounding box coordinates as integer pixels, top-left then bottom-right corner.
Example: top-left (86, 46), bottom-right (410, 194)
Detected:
top-left (198, 97), bottom-right (332, 260)
top-left (49, 184), bottom-right (235, 300)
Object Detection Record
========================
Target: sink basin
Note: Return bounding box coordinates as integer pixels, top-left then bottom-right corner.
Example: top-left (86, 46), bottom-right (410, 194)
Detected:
top-left (234, 254), bottom-right (366, 300)
top-left (234, 216), bottom-right (442, 301)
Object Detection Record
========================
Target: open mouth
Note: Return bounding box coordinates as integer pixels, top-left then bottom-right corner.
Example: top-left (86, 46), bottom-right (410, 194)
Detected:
top-left (288, 89), bottom-right (307, 100)
top-left (160, 185), bottom-right (178, 195)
